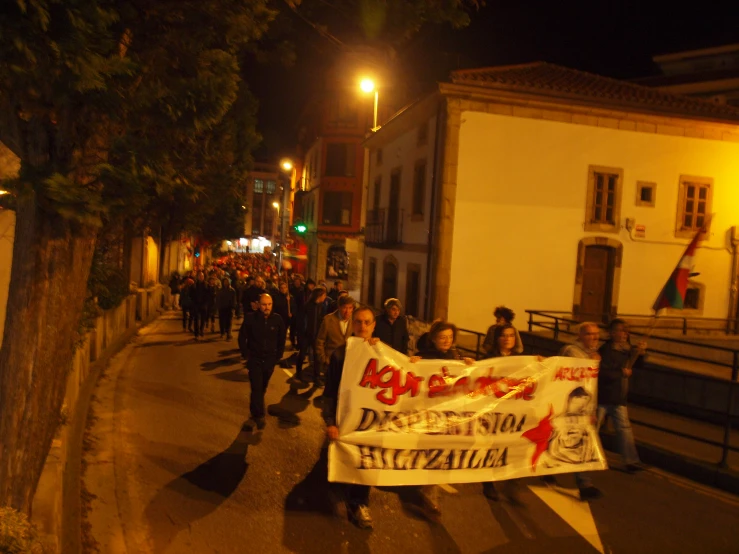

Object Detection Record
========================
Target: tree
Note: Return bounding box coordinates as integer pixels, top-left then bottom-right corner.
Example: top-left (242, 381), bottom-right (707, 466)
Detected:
top-left (0, 0), bottom-right (274, 513)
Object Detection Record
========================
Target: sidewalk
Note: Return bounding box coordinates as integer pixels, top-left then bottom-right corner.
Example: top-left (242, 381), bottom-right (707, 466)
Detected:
top-left (610, 403), bottom-right (739, 494)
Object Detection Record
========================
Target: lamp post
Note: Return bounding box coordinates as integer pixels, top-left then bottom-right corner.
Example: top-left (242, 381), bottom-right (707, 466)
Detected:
top-left (360, 78), bottom-right (378, 130)
top-left (278, 159), bottom-right (295, 274)
top-left (272, 201), bottom-right (280, 248)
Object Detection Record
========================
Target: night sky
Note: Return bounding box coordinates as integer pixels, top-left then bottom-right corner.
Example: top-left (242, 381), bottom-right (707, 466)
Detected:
top-left (249, 1), bottom-right (739, 160)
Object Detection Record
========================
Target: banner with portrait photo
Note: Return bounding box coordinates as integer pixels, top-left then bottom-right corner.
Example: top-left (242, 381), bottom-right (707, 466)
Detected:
top-left (328, 338), bottom-right (608, 486)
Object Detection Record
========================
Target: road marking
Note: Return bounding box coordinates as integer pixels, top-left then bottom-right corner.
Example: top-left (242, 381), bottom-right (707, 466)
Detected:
top-left (283, 369), bottom-right (294, 377)
top-left (528, 484), bottom-right (604, 553)
top-left (438, 483), bottom-right (458, 494)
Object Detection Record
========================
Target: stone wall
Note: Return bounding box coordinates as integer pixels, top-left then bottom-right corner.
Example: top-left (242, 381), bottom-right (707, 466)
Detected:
top-left (32, 285), bottom-right (170, 553)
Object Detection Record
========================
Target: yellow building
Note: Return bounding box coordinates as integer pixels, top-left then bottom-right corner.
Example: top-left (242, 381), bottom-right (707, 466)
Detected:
top-left (362, 63), bottom-right (739, 333)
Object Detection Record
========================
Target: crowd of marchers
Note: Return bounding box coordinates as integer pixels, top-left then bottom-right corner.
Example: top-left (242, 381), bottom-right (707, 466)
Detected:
top-left (167, 256), bottom-right (648, 531)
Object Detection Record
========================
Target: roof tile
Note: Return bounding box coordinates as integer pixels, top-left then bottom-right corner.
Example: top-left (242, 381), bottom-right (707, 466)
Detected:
top-left (450, 62), bottom-right (739, 123)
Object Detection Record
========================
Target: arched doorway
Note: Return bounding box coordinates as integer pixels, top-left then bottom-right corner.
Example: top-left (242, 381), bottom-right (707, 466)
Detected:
top-left (573, 238), bottom-right (622, 322)
top-left (381, 256), bottom-right (398, 303)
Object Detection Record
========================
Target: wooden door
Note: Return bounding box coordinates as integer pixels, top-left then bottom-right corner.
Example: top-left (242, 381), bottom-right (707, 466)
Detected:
top-left (580, 245), bottom-right (614, 322)
top-left (387, 170), bottom-right (401, 242)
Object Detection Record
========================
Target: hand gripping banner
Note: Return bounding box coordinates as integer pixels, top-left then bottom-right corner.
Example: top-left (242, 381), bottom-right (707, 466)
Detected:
top-left (328, 338), bottom-right (608, 485)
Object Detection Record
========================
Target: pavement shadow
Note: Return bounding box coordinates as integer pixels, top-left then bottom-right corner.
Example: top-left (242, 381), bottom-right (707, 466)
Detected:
top-left (136, 340), bottom-right (181, 349)
top-left (218, 348), bottom-right (242, 357)
top-left (200, 356), bottom-right (242, 372)
top-left (283, 446), bottom-right (370, 554)
top-left (212, 367), bottom-right (250, 382)
top-left (267, 382), bottom-right (320, 428)
top-left (143, 428), bottom-right (259, 552)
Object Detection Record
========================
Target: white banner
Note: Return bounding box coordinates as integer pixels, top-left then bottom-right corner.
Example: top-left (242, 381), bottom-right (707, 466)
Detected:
top-left (328, 338), bottom-right (608, 485)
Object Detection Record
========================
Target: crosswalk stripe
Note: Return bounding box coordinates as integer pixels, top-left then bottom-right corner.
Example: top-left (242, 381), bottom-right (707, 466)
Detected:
top-left (282, 369), bottom-right (293, 377)
top-left (528, 484), bottom-right (605, 553)
top-left (438, 483), bottom-right (458, 494)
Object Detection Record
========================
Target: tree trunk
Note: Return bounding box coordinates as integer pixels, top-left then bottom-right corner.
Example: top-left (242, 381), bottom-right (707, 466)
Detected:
top-left (0, 192), bottom-right (97, 513)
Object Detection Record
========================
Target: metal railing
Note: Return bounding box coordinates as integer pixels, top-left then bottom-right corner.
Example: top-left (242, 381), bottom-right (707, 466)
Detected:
top-left (365, 208), bottom-right (403, 247)
top-left (535, 309), bottom-right (735, 335)
top-left (525, 309), bottom-right (738, 468)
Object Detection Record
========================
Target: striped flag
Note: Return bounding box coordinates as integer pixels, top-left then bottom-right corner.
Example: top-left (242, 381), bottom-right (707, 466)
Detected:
top-left (652, 228), bottom-right (704, 311)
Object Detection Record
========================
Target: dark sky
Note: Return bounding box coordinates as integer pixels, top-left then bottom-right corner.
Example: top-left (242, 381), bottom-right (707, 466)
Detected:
top-left (249, 1), bottom-right (739, 161)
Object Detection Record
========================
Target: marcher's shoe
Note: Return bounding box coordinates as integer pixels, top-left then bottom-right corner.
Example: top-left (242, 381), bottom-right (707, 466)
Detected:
top-left (579, 486), bottom-right (603, 500)
top-left (541, 475), bottom-right (557, 485)
top-left (482, 482), bottom-right (498, 501)
top-left (414, 493), bottom-right (442, 523)
top-left (242, 418), bottom-right (256, 431)
top-left (625, 463), bottom-right (644, 474)
top-left (350, 505), bottom-right (373, 530)
top-left (255, 417), bottom-right (266, 430)
top-left (226, 334), bottom-right (232, 340)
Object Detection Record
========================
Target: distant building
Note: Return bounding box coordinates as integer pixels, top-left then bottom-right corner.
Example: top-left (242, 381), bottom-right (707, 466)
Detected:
top-left (637, 43), bottom-right (739, 107)
top-left (245, 163), bottom-right (281, 251)
top-left (361, 62), bottom-right (739, 332)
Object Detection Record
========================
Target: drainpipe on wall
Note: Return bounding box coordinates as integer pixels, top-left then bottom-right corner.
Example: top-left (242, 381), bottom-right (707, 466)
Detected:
top-left (424, 94), bottom-right (446, 321)
top-left (729, 226), bottom-right (739, 334)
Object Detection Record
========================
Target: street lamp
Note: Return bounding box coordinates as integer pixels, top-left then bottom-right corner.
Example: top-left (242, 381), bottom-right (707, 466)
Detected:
top-left (278, 158), bottom-right (296, 274)
top-left (360, 78), bottom-right (379, 130)
top-left (271, 201), bottom-right (280, 245)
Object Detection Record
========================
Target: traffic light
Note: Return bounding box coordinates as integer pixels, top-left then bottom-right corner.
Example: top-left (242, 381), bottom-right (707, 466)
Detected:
top-left (293, 222), bottom-right (307, 234)
top-left (194, 245), bottom-right (201, 258)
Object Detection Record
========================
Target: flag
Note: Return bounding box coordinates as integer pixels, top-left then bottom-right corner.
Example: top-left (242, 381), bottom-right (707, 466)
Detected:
top-left (652, 228), bottom-right (704, 311)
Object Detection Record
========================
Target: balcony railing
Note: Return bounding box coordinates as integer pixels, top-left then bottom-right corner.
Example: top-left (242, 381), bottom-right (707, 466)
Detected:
top-left (365, 208), bottom-right (403, 247)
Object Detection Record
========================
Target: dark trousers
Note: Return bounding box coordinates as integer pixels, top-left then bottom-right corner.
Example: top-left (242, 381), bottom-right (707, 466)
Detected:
top-left (192, 307), bottom-right (207, 337)
top-left (248, 359), bottom-right (276, 419)
top-left (289, 316), bottom-right (298, 348)
top-left (182, 307), bottom-right (191, 329)
top-left (295, 335), bottom-right (314, 377)
top-left (344, 484), bottom-right (370, 508)
top-left (219, 310), bottom-right (233, 336)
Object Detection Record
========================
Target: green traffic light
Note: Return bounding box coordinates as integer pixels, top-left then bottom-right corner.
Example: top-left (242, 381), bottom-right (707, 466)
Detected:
top-left (294, 224), bottom-right (307, 234)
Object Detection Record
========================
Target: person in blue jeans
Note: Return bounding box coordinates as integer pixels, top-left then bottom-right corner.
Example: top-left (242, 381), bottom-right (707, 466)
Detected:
top-left (597, 318), bottom-right (647, 473)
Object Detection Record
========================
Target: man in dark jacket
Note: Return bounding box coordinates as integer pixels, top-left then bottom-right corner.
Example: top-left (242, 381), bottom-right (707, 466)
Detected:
top-left (217, 277), bottom-right (237, 340)
top-left (373, 298), bottom-right (409, 355)
top-left (597, 318), bottom-right (646, 472)
top-left (324, 306), bottom-right (378, 529)
top-left (191, 271), bottom-right (209, 339)
top-left (238, 294), bottom-right (286, 430)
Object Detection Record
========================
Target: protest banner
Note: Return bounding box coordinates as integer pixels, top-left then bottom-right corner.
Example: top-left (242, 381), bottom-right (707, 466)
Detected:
top-left (328, 338), bottom-right (608, 486)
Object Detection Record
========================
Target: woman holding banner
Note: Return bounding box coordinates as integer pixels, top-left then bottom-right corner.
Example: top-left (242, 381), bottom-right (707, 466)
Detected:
top-left (475, 323), bottom-right (525, 500)
top-left (410, 321), bottom-right (475, 520)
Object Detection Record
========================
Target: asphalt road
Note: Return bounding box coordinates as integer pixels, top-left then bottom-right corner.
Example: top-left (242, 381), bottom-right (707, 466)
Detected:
top-left (84, 314), bottom-right (739, 554)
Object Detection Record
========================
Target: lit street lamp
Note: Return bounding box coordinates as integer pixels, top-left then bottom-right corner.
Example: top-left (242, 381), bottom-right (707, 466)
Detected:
top-left (360, 78), bottom-right (379, 130)
top-left (277, 159), bottom-right (296, 274)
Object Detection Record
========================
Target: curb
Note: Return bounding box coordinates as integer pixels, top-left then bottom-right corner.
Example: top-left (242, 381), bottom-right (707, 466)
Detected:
top-left (599, 433), bottom-right (739, 495)
top-left (60, 309), bottom-right (166, 554)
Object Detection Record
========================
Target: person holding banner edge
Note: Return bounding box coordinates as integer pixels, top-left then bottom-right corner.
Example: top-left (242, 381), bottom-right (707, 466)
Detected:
top-left (324, 305), bottom-right (380, 530)
top-left (597, 318), bottom-right (647, 473)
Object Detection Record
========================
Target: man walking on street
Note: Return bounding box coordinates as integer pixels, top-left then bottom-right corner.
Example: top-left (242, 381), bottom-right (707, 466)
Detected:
top-left (324, 306), bottom-right (379, 529)
top-left (554, 321), bottom-right (604, 500)
top-left (597, 318), bottom-right (647, 472)
top-left (314, 295), bottom-right (354, 387)
top-left (238, 294), bottom-right (286, 430)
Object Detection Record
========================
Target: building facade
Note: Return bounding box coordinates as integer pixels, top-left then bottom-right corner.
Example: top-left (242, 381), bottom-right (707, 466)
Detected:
top-left (295, 50), bottom-right (396, 294)
top-left (244, 163), bottom-right (281, 252)
top-left (362, 63), bottom-right (739, 334)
